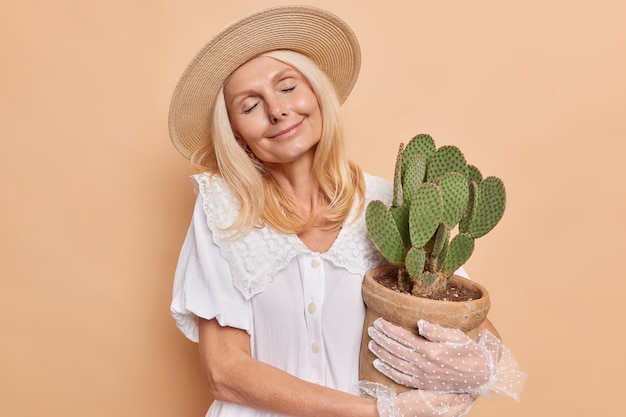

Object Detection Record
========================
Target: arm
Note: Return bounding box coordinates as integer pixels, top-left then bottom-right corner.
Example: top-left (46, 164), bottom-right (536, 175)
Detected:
top-left (198, 318), bottom-right (378, 417)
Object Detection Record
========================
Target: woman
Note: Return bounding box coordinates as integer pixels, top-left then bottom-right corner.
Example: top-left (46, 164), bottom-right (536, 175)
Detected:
top-left (169, 5), bottom-right (524, 417)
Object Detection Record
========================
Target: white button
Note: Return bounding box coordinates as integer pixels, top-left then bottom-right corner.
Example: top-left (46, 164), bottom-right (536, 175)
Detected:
top-left (307, 302), bottom-right (317, 314)
top-left (311, 342), bottom-right (320, 353)
top-left (310, 258), bottom-right (320, 268)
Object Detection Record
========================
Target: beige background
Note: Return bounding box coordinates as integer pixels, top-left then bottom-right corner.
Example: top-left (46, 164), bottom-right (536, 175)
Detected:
top-left (1, 0), bottom-right (624, 416)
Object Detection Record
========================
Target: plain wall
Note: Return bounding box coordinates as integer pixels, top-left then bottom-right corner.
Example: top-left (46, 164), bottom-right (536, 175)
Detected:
top-left (1, 0), bottom-right (624, 416)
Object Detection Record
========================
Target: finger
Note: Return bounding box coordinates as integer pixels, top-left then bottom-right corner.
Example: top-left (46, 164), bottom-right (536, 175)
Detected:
top-left (367, 326), bottom-right (415, 358)
top-left (368, 340), bottom-right (422, 376)
top-left (373, 359), bottom-right (424, 389)
top-left (370, 340), bottom-right (465, 392)
top-left (373, 318), bottom-right (422, 349)
top-left (371, 320), bottom-right (460, 363)
top-left (417, 319), bottom-right (471, 346)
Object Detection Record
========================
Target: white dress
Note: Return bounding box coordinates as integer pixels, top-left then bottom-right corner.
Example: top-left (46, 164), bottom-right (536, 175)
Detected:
top-left (171, 172), bottom-right (393, 417)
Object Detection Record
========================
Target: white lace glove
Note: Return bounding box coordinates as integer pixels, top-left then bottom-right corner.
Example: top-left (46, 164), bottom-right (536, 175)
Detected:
top-left (368, 318), bottom-right (526, 401)
top-left (359, 381), bottom-right (474, 417)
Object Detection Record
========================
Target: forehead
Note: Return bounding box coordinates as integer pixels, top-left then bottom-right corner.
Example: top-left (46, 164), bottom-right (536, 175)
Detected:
top-left (224, 56), bottom-right (300, 93)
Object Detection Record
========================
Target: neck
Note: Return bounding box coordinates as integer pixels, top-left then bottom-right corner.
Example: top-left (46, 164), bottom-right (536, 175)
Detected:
top-left (264, 159), bottom-right (327, 221)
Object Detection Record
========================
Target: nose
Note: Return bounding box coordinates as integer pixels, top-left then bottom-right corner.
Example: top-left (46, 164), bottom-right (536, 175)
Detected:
top-left (267, 97), bottom-right (288, 123)
top-left (271, 111), bottom-right (287, 123)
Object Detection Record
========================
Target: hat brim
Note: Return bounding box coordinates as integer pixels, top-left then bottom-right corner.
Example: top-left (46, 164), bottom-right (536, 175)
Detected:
top-left (168, 5), bottom-right (361, 159)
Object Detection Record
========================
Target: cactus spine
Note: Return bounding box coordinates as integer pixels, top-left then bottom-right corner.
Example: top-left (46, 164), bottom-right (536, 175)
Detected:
top-left (366, 134), bottom-right (506, 297)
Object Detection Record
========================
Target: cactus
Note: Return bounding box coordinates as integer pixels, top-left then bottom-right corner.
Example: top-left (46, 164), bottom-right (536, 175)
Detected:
top-left (366, 134), bottom-right (506, 297)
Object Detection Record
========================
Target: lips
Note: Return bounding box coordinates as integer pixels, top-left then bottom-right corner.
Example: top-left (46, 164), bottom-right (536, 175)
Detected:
top-left (269, 120), bottom-right (303, 139)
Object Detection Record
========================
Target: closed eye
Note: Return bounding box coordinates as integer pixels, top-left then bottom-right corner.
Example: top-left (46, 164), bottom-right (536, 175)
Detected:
top-left (243, 102), bottom-right (259, 114)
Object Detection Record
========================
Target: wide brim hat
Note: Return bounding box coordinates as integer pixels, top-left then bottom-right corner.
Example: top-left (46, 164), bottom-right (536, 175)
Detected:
top-left (168, 4), bottom-right (361, 158)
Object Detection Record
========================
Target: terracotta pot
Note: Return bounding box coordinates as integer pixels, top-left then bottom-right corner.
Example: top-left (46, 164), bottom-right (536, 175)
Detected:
top-left (359, 265), bottom-right (491, 393)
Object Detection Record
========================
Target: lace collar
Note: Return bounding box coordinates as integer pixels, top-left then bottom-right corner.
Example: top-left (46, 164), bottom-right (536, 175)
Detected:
top-left (192, 173), bottom-right (392, 300)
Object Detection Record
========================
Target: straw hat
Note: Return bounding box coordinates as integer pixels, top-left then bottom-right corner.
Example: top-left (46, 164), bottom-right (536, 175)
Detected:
top-left (168, 4), bottom-right (361, 158)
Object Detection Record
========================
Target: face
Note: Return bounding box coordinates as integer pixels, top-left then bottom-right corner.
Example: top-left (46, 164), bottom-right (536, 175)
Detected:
top-left (223, 56), bottom-right (323, 167)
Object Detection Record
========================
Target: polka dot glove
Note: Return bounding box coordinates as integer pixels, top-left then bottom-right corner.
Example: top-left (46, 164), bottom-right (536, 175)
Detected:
top-left (358, 381), bottom-right (474, 417)
top-left (368, 318), bottom-right (526, 401)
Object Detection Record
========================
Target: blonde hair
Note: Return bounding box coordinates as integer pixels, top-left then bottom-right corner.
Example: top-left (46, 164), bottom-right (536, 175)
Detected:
top-left (191, 50), bottom-right (364, 237)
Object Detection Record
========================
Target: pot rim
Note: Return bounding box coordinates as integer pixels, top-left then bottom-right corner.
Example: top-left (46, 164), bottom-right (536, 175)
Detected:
top-left (363, 265), bottom-right (490, 308)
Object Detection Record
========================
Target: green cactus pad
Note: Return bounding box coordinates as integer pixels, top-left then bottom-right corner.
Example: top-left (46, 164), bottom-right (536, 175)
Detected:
top-left (392, 143), bottom-right (404, 206)
top-left (402, 154), bottom-right (427, 204)
top-left (436, 237), bottom-right (449, 273)
top-left (402, 134), bottom-right (436, 176)
top-left (459, 180), bottom-right (477, 234)
top-left (468, 164), bottom-right (483, 184)
top-left (405, 246), bottom-right (426, 279)
top-left (431, 223), bottom-right (450, 262)
top-left (409, 183), bottom-right (443, 248)
top-left (443, 233), bottom-right (475, 276)
top-left (426, 145), bottom-right (468, 183)
top-left (439, 172), bottom-right (469, 228)
top-left (366, 200), bottom-right (406, 265)
top-left (391, 204), bottom-right (411, 249)
top-left (468, 176), bottom-right (506, 238)
top-left (419, 272), bottom-right (438, 286)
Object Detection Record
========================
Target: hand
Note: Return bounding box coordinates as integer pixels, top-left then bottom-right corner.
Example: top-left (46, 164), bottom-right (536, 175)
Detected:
top-left (359, 381), bottom-right (474, 417)
top-left (368, 318), bottom-right (500, 394)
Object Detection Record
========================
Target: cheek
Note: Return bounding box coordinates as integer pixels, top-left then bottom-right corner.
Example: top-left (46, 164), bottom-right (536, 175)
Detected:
top-left (230, 115), bottom-right (262, 144)
top-left (300, 90), bottom-right (321, 113)
top-left (294, 93), bottom-right (322, 129)
top-left (306, 98), bottom-right (323, 131)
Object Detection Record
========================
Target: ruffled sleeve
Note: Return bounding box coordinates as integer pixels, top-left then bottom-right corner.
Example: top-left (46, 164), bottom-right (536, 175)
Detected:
top-left (170, 194), bottom-right (253, 342)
